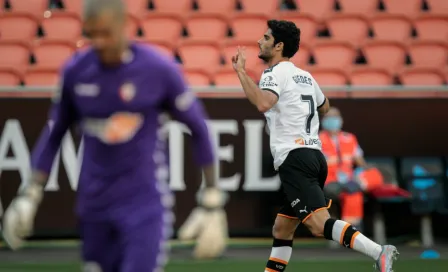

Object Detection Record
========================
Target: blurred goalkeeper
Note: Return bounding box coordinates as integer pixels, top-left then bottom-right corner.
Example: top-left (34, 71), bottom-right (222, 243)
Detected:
top-left (2, 0), bottom-right (227, 271)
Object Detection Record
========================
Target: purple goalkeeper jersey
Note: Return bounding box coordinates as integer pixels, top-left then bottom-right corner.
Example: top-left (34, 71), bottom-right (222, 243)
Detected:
top-left (31, 43), bottom-right (215, 220)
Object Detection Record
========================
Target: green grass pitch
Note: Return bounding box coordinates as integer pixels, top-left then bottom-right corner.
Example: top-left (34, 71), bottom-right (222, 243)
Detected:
top-left (0, 259), bottom-right (447, 272)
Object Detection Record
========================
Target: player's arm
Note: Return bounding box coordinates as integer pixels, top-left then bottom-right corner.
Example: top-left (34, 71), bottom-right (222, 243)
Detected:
top-left (235, 69), bottom-right (278, 113)
top-left (163, 64), bottom-right (217, 189)
top-left (232, 47), bottom-right (279, 113)
top-left (3, 63), bottom-right (77, 250)
top-left (314, 78), bottom-right (330, 116)
top-left (30, 68), bottom-right (77, 185)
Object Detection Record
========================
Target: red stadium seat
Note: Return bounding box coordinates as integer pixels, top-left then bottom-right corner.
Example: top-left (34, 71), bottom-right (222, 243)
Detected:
top-left (361, 41), bottom-right (407, 73)
top-left (140, 14), bottom-right (183, 43)
top-left (230, 14), bottom-right (269, 42)
top-left (61, 0), bottom-right (82, 16)
top-left (370, 14), bottom-right (413, 42)
top-left (32, 41), bottom-right (75, 69)
top-left (278, 13), bottom-right (318, 43)
top-left (0, 41), bottom-right (30, 74)
top-left (326, 14), bottom-right (369, 46)
top-left (137, 40), bottom-right (175, 57)
top-left (408, 41), bottom-right (447, 69)
top-left (213, 67), bottom-right (256, 86)
top-left (8, 0), bottom-right (49, 18)
top-left (0, 68), bottom-right (21, 86)
top-left (23, 68), bottom-right (59, 86)
top-left (381, 0), bottom-right (422, 18)
top-left (195, 0), bottom-right (237, 14)
top-left (425, 0), bottom-right (448, 14)
top-left (222, 41), bottom-right (262, 71)
top-left (41, 13), bottom-right (82, 42)
top-left (307, 67), bottom-right (348, 86)
top-left (350, 67), bottom-right (393, 85)
top-left (399, 68), bottom-right (445, 85)
top-left (338, 0), bottom-right (378, 16)
top-left (294, 0), bottom-right (335, 22)
top-left (127, 0), bottom-right (148, 18)
top-left (312, 41), bottom-right (357, 70)
top-left (151, 0), bottom-right (192, 15)
top-left (184, 69), bottom-right (211, 86)
top-left (185, 14), bottom-right (229, 42)
top-left (414, 14), bottom-right (448, 42)
top-left (239, 0), bottom-right (279, 15)
top-left (0, 13), bottom-right (38, 42)
top-left (177, 40), bottom-right (222, 71)
top-left (126, 14), bottom-right (139, 39)
top-left (290, 44), bottom-right (311, 67)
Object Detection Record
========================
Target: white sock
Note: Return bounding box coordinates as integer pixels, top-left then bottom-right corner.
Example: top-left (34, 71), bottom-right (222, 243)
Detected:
top-left (325, 219), bottom-right (382, 260)
top-left (265, 239), bottom-right (292, 271)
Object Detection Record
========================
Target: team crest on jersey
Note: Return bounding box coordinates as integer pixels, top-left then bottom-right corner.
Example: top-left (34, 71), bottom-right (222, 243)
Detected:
top-left (119, 82), bottom-right (136, 102)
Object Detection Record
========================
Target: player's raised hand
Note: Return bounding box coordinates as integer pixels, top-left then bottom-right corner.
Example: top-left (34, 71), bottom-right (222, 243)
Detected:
top-left (232, 46), bottom-right (246, 72)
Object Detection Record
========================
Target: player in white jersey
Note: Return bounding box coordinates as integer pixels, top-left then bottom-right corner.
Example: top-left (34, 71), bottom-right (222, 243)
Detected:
top-left (232, 20), bottom-right (399, 272)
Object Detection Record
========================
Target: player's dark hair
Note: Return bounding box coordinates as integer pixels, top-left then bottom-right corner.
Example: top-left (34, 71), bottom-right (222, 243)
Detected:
top-left (267, 20), bottom-right (301, 58)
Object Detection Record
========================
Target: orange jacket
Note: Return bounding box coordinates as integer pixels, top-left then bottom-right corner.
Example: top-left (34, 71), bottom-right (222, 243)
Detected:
top-left (319, 131), bottom-right (360, 183)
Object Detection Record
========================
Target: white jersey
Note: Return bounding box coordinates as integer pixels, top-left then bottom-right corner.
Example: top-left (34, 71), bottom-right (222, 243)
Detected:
top-left (260, 61), bottom-right (326, 170)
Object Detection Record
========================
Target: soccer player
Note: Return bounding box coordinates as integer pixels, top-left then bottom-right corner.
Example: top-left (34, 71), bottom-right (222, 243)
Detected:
top-left (2, 0), bottom-right (225, 271)
top-left (232, 20), bottom-right (399, 272)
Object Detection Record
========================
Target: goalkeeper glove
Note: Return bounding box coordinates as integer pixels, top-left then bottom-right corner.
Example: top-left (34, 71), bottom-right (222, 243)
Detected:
top-left (2, 182), bottom-right (44, 250)
top-left (178, 187), bottom-right (229, 259)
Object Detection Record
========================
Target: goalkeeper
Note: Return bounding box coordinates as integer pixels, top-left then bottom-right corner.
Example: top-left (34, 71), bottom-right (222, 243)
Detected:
top-left (2, 0), bottom-right (228, 270)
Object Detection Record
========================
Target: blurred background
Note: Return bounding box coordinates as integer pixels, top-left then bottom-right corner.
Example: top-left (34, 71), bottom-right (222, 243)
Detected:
top-left (0, 0), bottom-right (447, 271)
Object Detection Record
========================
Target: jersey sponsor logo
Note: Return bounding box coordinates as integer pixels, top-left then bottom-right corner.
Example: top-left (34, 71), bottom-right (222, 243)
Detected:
top-left (291, 198), bottom-right (300, 207)
top-left (293, 75), bottom-right (312, 86)
top-left (260, 76), bottom-right (278, 88)
top-left (83, 112), bottom-right (144, 144)
top-left (295, 137), bottom-right (321, 146)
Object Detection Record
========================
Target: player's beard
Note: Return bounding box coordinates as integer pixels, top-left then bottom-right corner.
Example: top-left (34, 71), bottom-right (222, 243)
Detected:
top-left (258, 51), bottom-right (272, 62)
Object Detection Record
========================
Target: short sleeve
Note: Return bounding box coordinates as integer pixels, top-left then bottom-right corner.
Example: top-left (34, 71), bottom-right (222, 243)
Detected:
top-left (313, 78), bottom-right (326, 108)
top-left (259, 67), bottom-right (287, 97)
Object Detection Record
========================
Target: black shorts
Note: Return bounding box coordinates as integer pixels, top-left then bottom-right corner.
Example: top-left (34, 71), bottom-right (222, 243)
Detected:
top-left (277, 148), bottom-right (332, 222)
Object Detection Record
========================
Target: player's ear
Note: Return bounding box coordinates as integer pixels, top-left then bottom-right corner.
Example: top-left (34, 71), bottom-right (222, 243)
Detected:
top-left (275, 42), bottom-right (284, 52)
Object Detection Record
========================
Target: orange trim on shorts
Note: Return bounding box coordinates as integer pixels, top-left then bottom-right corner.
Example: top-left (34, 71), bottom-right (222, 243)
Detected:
top-left (265, 268), bottom-right (279, 272)
top-left (277, 213), bottom-right (299, 220)
top-left (301, 199), bottom-right (333, 223)
top-left (339, 223), bottom-right (350, 245)
top-left (269, 257), bottom-right (288, 265)
top-left (350, 231), bottom-right (360, 248)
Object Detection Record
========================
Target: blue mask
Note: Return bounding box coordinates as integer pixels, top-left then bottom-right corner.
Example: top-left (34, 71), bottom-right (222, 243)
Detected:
top-left (322, 117), bottom-right (342, 131)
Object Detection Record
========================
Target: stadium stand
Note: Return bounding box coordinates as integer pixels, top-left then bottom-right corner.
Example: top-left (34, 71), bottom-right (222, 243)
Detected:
top-left (0, 0), bottom-right (446, 85)
top-left (195, 0), bottom-right (237, 14)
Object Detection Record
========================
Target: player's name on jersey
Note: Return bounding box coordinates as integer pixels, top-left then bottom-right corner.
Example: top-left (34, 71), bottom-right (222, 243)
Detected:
top-left (292, 75), bottom-right (313, 86)
top-left (0, 119), bottom-right (281, 192)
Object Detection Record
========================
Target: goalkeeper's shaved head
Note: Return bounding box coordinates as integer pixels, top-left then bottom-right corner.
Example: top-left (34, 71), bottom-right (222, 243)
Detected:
top-left (83, 0), bottom-right (128, 65)
top-left (83, 0), bottom-right (126, 22)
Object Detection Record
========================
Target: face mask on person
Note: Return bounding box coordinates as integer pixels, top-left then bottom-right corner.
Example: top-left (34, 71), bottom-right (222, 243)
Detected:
top-left (321, 117), bottom-right (342, 131)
